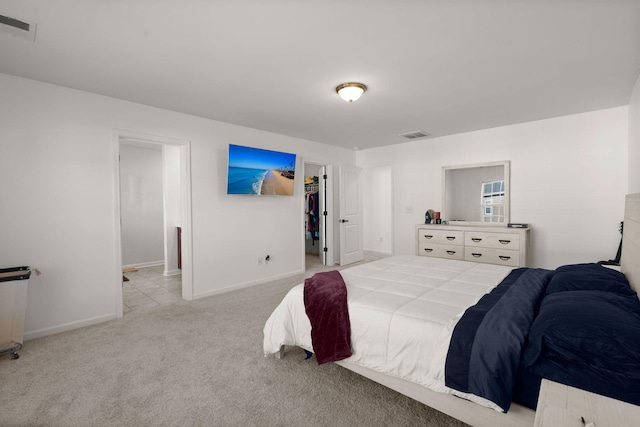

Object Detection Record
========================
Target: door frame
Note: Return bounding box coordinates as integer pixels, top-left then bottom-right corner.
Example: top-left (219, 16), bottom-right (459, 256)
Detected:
top-left (113, 129), bottom-right (194, 318)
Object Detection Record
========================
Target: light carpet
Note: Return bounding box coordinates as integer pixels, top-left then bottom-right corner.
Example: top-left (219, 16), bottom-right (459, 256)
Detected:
top-left (0, 262), bottom-right (469, 427)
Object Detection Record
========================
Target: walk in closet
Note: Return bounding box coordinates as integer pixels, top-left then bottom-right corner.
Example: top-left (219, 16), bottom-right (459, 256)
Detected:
top-left (303, 163), bottom-right (327, 267)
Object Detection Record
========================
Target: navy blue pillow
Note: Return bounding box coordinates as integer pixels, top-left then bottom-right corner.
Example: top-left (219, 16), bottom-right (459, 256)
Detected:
top-left (524, 290), bottom-right (640, 373)
top-left (545, 263), bottom-right (634, 296)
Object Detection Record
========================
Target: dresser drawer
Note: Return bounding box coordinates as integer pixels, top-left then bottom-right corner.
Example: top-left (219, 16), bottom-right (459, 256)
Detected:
top-left (464, 247), bottom-right (520, 267)
top-left (418, 243), bottom-right (464, 260)
top-left (417, 229), bottom-right (464, 246)
top-left (465, 231), bottom-right (520, 250)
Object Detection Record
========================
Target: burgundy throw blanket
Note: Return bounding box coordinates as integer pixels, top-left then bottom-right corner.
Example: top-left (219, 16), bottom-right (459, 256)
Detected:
top-left (303, 270), bottom-right (352, 365)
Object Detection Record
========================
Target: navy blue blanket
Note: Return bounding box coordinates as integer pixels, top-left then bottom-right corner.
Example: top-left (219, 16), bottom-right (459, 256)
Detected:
top-left (445, 268), bottom-right (551, 412)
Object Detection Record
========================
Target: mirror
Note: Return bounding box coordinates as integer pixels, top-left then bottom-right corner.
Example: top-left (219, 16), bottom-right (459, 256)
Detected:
top-left (442, 160), bottom-right (510, 225)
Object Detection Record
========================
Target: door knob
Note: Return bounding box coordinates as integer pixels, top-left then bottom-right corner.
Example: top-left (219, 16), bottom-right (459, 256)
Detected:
top-left (339, 219), bottom-right (349, 223)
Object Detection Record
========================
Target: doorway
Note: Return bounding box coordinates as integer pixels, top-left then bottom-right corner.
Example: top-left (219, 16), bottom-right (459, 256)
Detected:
top-left (303, 161), bottom-right (333, 271)
top-left (114, 131), bottom-right (193, 318)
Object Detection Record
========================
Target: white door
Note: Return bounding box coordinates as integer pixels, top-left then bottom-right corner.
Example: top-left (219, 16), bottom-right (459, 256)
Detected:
top-left (339, 165), bottom-right (363, 265)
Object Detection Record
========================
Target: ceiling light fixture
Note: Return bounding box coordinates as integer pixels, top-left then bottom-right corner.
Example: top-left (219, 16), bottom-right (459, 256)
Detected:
top-left (336, 82), bottom-right (367, 102)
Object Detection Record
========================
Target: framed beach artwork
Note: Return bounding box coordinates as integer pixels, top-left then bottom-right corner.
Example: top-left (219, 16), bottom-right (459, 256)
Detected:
top-left (226, 144), bottom-right (297, 196)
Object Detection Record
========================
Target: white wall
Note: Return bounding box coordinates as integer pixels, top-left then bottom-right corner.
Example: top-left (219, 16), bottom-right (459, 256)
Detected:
top-left (162, 144), bottom-right (182, 275)
top-left (357, 107), bottom-right (628, 269)
top-left (0, 73), bottom-right (355, 339)
top-left (629, 73), bottom-right (640, 193)
top-left (362, 164), bottom-right (393, 254)
top-left (119, 144), bottom-right (164, 267)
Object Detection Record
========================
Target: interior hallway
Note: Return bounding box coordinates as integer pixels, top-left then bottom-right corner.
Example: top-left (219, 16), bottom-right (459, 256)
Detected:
top-left (122, 266), bottom-right (182, 314)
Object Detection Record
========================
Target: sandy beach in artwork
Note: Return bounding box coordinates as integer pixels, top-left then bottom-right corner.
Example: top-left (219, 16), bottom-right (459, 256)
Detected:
top-left (261, 170), bottom-right (294, 195)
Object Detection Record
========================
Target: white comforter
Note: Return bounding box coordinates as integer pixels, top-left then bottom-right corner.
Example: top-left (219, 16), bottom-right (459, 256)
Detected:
top-left (263, 255), bottom-right (514, 410)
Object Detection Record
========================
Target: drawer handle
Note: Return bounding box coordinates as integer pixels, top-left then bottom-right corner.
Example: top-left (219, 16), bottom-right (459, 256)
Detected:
top-left (446, 236), bottom-right (456, 241)
top-left (498, 239), bottom-right (511, 244)
top-left (446, 250), bottom-right (456, 255)
top-left (424, 235), bottom-right (433, 239)
top-left (499, 256), bottom-right (511, 260)
top-left (471, 253), bottom-right (482, 258)
top-left (471, 238), bottom-right (482, 242)
top-left (423, 248), bottom-right (433, 253)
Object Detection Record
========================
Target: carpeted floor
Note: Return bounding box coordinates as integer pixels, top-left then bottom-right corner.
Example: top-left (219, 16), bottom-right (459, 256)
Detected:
top-left (0, 257), bottom-right (469, 427)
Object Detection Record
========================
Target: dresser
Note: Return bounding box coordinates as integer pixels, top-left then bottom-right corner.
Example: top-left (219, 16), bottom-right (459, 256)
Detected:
top-left (415, 224), bottom-right (530, 267)
top-left (534, 379), bottom-right (640, 427)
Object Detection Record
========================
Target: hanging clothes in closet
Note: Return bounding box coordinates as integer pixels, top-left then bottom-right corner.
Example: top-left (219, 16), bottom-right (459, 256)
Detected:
top-left (305, 178), bottom-right (319, 244)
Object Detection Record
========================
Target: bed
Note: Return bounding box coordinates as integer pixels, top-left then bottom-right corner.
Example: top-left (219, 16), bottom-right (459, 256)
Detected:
top-left (263, 193), bottom-right (640, 427)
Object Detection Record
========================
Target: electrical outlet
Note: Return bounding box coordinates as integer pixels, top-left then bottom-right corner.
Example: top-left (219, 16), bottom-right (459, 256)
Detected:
top-left (258, 257), bottom-right (264, 266)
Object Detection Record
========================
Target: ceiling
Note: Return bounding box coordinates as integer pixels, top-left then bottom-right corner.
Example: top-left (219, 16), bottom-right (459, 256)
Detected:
top-left (1, 1), bottom-right (639, 151)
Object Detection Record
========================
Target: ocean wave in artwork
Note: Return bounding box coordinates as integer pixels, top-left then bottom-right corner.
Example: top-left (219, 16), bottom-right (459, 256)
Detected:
top-left (227, 167), bottom-right (268, 195)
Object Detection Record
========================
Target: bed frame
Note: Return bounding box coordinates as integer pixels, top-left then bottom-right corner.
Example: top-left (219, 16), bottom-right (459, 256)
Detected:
top-left (278, 193), bottom-right (640, 427)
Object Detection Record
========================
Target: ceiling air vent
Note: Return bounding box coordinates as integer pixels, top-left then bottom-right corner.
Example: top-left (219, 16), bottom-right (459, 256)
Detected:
top-left (0, 14), bottom-right (37, 41)
top-left (398, 130), bottom-right (431, 140)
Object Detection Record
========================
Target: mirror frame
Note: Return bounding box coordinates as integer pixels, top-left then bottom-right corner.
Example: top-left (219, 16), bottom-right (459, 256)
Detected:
top-left (441, 160), bottom-right (510, 226)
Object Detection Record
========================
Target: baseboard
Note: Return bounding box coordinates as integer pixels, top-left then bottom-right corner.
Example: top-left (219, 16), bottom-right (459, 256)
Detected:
top-left (363, 249), bottom-right (393, 257)
top-left (193, 269), bottom-right (304, 300)
top-left (122, 260), bottom-right (164, 270)
top-left (163, 269), bottom-right (181, 277)
top-left (24, 313), bottom-right (116, 341)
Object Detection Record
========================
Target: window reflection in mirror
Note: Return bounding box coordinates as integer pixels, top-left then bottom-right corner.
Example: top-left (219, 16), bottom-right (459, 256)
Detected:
top-left (442, 161), bottom-right (510, 224)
